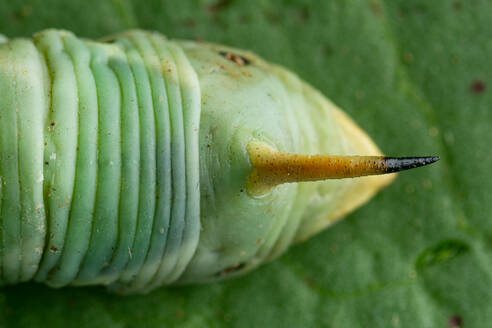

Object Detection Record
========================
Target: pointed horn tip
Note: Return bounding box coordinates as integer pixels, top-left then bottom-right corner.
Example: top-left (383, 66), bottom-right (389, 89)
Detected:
top-left (383, 155), bottom-right (440, 173)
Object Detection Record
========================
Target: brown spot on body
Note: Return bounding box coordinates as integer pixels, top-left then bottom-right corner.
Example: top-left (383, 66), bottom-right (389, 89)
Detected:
top-left (215, 262), bottom-right (246, 277)
top-left (219, 51), bottom-right (250, 66)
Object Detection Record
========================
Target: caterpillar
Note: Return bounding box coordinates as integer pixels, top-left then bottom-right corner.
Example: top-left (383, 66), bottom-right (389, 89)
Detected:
top-left (0, 29), bottom-right (438, 294)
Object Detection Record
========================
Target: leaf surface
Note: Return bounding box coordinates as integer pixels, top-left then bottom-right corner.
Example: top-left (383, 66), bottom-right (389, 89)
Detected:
top-left (0, 0), bottom-right (490, 327)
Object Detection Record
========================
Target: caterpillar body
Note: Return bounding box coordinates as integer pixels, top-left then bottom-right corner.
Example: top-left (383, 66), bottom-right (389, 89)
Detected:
top-left (0, 30), bottom-right (438, 294)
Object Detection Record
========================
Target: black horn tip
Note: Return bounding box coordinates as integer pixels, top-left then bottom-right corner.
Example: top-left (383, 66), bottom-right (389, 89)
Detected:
top-left (383, 156), bottom-right (440, 173)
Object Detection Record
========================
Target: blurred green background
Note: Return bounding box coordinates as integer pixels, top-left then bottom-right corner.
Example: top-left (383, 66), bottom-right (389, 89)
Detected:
top-left (0, 0), bottom-right (491, 327)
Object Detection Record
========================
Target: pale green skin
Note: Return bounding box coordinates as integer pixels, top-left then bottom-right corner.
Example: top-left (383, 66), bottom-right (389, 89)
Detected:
top-left (0, 30), bottom-right (390, 294)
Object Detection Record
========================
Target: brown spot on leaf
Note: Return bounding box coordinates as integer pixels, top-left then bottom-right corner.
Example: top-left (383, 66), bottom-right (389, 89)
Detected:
top-left (14, 6), bottom-right (32, 20)
top-left (448, 315), bottom-right (463, 327)
top-left (470, 80), bottom-right (486, 94)
top-left (403, 52), bottom-right (414, 64)
top-left (208, 0), bottom-right (233, 13)
top-left (179, 18), bottom-right (196, 28)
top-left (264, 9), bottom-right (279, 25)
top-left (369, 0), bottom-right (382, 16)
top-left (322, 44), bottom-right (334, 57)
top-left (398, 4), bottom-right (427, 17)
top-left (298, 5), bottom-right (310, 22)
top-left (453, 1), bottom-right (462, 10)
top-left (50, 246), bottom-right (58, 252)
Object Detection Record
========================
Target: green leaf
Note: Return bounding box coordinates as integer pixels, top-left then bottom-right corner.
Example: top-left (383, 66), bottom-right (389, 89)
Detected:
top-left (1, 0), bottom-right (491, 327)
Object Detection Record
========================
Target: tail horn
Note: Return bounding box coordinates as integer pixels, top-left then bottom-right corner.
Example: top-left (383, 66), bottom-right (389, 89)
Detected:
top-left (247, 141), bottom-right (439, 196)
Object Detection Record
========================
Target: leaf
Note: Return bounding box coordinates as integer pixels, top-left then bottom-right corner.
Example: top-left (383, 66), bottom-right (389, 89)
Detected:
top-left (1, 0), bottom-right (491, 327)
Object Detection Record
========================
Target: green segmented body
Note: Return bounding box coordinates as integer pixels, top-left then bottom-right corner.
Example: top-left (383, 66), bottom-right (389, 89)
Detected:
top-left (0, 29), bottom-right (406, 294)
top-left (0, 30), bottom-right (201, 292)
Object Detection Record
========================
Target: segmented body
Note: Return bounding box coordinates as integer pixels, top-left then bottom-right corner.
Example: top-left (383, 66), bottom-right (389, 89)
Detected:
top-left (0, 30), bottom-right (200, 292)
top-left (0, 28), bottom-right (404, 294)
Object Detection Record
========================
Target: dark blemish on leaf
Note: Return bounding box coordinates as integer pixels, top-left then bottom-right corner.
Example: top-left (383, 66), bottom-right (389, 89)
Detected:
top-left (223, 312), bottom-right (233, 321)
top-left (240, 189), bottom-right (244, 193)
top-left (304, 277), bottom-right (317, 289)
top-left (398, 7), bottom-right (409, 17)
top-left (50, 246), bottom-right (58, 252)
top-left (398, 4), bottom-right (427, 17)
top-left (264, 9), bottom-right (280, 25)
top-left (322, 44), bottom-right (334, 57)
top-left (175, 310), bottom-right (184, 319)
top-left (449, 315), bottom-right (463, 327)
top-left (453, 1), bottom-right (463, 10)
top-left (298, 5), bottom-right (310, 22)
top-left (219, 51), bottom-right (250, 66)
top-left (403, 52), bottom-right (414, 64)
top-left (208, 0), bottom-right (233, 13)
top-left (13, 6), bottom-right (32, 20)
top-left (369, 0), bottom-right (382, 16)
top-left (415, 239), bottom-right (470, 270)
top-left (50, 121), bottom-right (56, 127)
top-left (470, 80), bottom-right (486, 94)
top-left (179, 18), bottom-right (196, 28)
top-left (239, 14), bottom-right (252, 24)
top-left (214, 262), bottom-right (246, 277)
top-left (44, 161), bottom-right (49, 165)
top-left (413, 4), bottom-right (427, 14)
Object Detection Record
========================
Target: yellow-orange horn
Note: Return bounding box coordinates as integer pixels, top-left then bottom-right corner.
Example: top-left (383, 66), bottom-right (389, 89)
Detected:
top-left (247, 141), bottom-right (439, 196)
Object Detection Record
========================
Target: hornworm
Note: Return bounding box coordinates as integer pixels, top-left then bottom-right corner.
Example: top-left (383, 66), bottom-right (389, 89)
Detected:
top-left (0, 30), bottom-right (438, 294)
